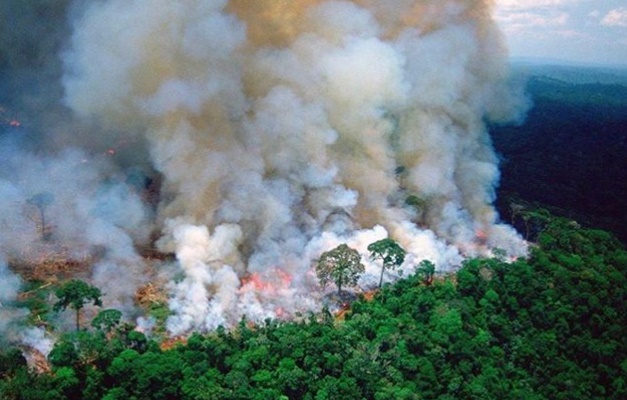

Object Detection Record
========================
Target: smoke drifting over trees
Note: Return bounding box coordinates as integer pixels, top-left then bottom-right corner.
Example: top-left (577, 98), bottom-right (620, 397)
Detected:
top-left (1, 0), bottom-right (529, 338)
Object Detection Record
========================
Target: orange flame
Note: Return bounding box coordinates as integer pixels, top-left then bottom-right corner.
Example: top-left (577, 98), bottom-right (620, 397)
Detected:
top-left (239, 268), bottom-right (293, 294)
top-left (475, 229), bottom-right (488, 246)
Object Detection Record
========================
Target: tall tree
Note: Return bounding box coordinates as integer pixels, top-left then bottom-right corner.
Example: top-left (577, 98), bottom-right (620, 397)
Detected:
top-left (26, 191), bottom-right (54, 240)
top-left (53, 280), bottom-right (102, 331)
top-left (367, 238), bottom-right (406, 288)
top-left (316, 244), bottom-right (365, 296)
top-left (416, 260), bottom-right (436, 286)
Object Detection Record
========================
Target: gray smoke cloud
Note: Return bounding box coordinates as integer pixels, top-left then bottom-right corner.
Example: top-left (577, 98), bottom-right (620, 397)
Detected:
top-left (0, 255), bottom-right (54, 358)
top-left (0, 256), bottom-right (26, 333)
top-left (1, 0), bottom-right (530, 337)
top-left (0, 143), bottom-right (154, 334)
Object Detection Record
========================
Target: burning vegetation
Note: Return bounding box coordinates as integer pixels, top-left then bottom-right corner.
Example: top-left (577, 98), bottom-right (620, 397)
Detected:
top-left (1, 2), bottom-right (626, 398)
top-left (1, 0), bottom-right (531, 358)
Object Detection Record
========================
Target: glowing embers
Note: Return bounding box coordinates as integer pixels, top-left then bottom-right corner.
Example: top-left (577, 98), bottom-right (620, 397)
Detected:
top-left (239, 268), bottom-right (293, 294)
top-left (475, 229), bottom-right (488, 245)
top-left (458, 227), bottom-right (525, 262)
top-left (454, 228), bottom-right (494, 258)
top-left (0, 106), bottom-right (23, 128)
top-left (238, 268), bottom-right (295, 319)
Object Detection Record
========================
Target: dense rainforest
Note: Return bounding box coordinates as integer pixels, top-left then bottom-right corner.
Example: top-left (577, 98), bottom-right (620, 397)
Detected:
top-left (2, 64), bottom-right (627, 399)
top-left (1, 214), bottom-right (626, 399)
top-left (493, 64), bottom-right (627, 244)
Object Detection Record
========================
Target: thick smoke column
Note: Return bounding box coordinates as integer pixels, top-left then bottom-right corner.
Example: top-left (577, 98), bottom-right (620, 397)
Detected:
top-left (51, 0), bottom-right (529, 334)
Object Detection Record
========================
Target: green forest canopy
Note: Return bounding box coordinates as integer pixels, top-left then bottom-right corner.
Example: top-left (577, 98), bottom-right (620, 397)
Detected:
top-left (2, 213), bottom-right (626, 400)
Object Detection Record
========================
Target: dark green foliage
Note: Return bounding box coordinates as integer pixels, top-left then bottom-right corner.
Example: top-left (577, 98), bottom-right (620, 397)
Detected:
top-left (405, 194), bottom-right (426, 221)
top-left (53, 279), bottom-right (102, 331)
top-left (316, 244), bottom-right (365, 295)
top-left (92, 309), bottom-right (123, 333)
top-left (14, 280), bottom-right (54, 326)
top-left (146, 301), bottom-right (171, 337)
top-left (2, 216), bottom-right (626, 399)
top-left (367, 238), bottom-right (406, 288)
top-left (0, 349), bottom-right (27, 380)
top-left (492, 73), bottom-right (627, 243)
top-left (416, 259), bottom-right (436, 285)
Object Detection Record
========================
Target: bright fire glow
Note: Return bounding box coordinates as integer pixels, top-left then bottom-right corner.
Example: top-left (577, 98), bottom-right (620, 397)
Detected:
top-left (239, 268), bottom-right (293, 294)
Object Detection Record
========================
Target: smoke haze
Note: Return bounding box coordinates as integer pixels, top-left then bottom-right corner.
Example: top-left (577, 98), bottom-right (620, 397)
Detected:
top-left (1, 0), bottom-right (529, 337)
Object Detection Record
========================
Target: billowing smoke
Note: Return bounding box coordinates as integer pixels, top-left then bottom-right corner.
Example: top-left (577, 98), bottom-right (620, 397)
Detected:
top-left (0, 255), bottom-right (53, 359)
top-left (0, 256), bottom-right (26, 333)
top-left (1, 0), bottom-right (529, 338)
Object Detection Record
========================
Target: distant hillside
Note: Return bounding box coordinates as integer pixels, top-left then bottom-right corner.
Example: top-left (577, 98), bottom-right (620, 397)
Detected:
top-left (511, 61), bottom-right (627, 86)
top-left (492, 64), bottom-right (627, 243)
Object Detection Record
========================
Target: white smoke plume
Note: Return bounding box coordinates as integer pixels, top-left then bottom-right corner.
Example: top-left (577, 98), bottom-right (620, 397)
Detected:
top-left (1, 0), bottom-right (530, 337)
top-left (0, 255), bottom-right (26, 334)
top-left (0, 255), bottom-right (54, 360)
top-left (0, 141), bottom-right (155, 334)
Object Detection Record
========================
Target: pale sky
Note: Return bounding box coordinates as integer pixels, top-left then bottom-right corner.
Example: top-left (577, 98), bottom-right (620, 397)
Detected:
top-left (494, 0), bottom-right (627, 66)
